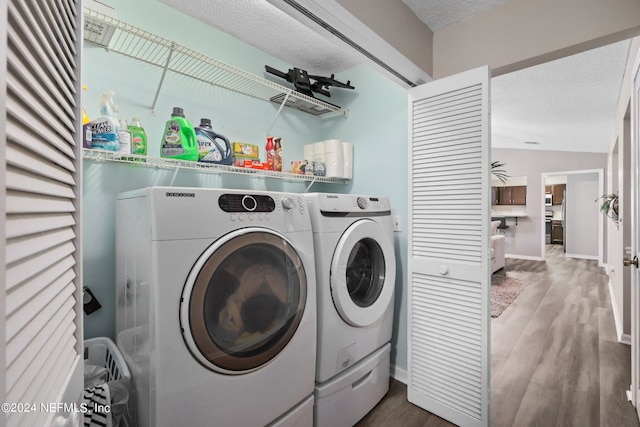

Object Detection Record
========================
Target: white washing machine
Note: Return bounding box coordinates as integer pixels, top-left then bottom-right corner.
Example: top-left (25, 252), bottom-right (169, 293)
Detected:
top-left (115, 187), bottom-right (316, 427)
top-left (304, 193), bottom-right (396, 426)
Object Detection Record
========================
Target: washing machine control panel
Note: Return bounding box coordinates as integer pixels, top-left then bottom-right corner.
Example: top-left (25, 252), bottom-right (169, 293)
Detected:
top-left (356, 196), bottom-right (368, 209)
top-left (314, 194), bottom-right (391, 214)
top-left (218, 194), bottom-right (276, 212)
top-left (279, 195), bottom-right (306, 216)
top-left (281, 197), bottom-right (295, 211)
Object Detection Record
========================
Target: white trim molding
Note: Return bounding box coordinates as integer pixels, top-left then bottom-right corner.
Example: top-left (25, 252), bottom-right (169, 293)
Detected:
top-left (608, 279), bottom-right (631, 345)
top-left (265, 0), bottom-right (432, 87)
top-left (565, 253), bottom-right (599, 260)
top-left (506, 254), bottom-right (544, 262)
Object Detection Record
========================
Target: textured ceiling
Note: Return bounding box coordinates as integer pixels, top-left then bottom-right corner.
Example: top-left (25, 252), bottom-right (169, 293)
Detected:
top-left (157, 0), bottom-right (361, 76)
top-left (491, 40), bottom-right (630, 153)
top-left (158, 0), bottom-right (630, 153)
top-left (402, 0), bottom-right (508, 31)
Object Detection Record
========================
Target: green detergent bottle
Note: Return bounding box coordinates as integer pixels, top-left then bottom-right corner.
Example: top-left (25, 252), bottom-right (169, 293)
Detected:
top-left (161, 107), bottom-right (198, 161)
top-left (128, 116), bottom-right (148, 156)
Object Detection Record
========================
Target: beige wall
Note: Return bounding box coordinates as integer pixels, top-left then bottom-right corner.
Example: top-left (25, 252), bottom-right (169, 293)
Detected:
top-left (336, 0), bottom-right (433, 76)
top-left (491, 148), bottom-right (606, 259)
top-left (336, 0), bottom-right (640, 81)
top-left (433, 0), bottom-right (640, 78)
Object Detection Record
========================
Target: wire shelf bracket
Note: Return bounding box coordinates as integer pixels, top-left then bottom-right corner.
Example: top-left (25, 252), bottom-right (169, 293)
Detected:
top-left (151, 44), bottom-right (175, 114)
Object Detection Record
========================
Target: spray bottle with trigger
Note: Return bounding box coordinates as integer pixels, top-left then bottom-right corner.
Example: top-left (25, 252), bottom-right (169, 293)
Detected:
top-left (89, 91), bottom-right (120, 151)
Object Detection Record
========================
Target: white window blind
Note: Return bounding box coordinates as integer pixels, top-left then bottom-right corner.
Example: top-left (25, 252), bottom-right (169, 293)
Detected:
top-left (3, 0), bottom-right (83, 426)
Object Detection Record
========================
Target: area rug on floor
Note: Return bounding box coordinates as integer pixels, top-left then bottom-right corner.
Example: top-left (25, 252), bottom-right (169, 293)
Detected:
top-left (491, 274), bottom-right (526, 318)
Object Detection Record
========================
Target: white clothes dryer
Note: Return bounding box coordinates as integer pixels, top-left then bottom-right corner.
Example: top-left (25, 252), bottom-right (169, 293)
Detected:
top-left (115, 187), bottom-right (316, 427)
top-left (304, 193), bottom-right (396, 425)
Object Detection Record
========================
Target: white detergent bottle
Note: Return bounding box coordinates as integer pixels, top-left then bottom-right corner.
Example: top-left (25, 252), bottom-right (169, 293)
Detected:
top-left (89, 91), bottom-right (120, 151)
top-left (118, 118), bottom-right (131, 154)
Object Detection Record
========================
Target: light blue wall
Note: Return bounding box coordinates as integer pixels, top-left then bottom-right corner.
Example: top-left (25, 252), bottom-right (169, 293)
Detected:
top-left (313, 65), bottom-right (409, 372)
top-left (83, 0), bottom-right (329, 159)
top-left (82, 0), bottom-right (409, 372)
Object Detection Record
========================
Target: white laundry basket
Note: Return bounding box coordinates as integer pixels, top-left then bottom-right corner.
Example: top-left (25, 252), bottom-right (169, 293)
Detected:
top-left (84, 337), bottom-right (134, 427)
top-left (84, 337), bottom-right (131, 382)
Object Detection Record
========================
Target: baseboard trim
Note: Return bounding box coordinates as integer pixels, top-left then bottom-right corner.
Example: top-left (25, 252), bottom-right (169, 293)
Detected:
top-left (620, 334), bottom-right (632, 346)
top-left (607, 279), bottom-right (629, 345)
top-left (565, 253), bottom-right (598, 260)
top-left (390, 365), bottom-right (407, 384)
top-left (505, 254), bottom-right (544, 261)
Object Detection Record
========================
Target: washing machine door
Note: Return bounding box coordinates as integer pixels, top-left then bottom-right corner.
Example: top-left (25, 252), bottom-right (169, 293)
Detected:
top-left (330, 219), bottom-right (395, 327)
top-left (181, 227), bottom-right (307, 374)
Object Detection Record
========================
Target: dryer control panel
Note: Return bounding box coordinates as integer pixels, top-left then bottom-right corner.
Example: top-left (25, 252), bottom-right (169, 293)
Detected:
top-left (133, 187), bottom-right (312, 240)
top-left (218, 194), bottom-right (276, 212)
top-left (218, 192), bottom-right (310, 232)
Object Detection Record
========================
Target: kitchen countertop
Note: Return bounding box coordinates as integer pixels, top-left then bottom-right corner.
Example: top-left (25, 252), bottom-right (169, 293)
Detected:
top-left (491, 212), bottom-right (528, 218)
top-left (545, 211), bottom-right (563, 221)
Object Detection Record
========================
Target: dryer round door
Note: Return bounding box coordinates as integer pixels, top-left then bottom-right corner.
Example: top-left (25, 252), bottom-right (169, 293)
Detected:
top-left (180, 227), bottom-right (307, 374)
top-left (330, 219), bottom-right (395, 327)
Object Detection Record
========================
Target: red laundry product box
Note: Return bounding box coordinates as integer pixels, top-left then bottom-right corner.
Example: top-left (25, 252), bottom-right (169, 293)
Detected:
top-left (232, 158), bottom-right (269, 170)
top-left (251, 161), bottom-right (268, 170)
top-left (234, 158), bottom-right (256, 168)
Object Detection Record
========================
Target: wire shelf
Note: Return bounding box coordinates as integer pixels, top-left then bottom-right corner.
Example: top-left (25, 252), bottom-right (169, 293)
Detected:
top-left (83, 149), bottom-right (349, 185)
top-left (83, 8), bottom-right (348, 118)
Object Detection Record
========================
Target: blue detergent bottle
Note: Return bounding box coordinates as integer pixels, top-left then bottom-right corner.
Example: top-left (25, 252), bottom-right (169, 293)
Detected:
top-left (195, 118), bottom-right (232, 165)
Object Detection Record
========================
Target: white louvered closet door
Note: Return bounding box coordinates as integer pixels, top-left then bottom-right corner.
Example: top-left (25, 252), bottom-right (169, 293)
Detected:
top-left (2, 0), bottom-right (84, 426)
top-left (407, 66), bottom-right (491, 427)
top-left (631, 48), bottom-right (640, 423)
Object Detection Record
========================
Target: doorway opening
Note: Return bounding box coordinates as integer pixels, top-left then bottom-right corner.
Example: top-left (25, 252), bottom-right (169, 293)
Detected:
top-left (541, 169), bottom-right (604, 264)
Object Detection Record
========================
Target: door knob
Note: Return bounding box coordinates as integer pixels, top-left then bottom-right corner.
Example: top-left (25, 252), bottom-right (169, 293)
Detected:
top-left (623, 256), bottom-right (639, 268)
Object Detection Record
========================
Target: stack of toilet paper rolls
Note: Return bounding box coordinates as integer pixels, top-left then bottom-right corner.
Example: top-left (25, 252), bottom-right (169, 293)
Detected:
top-left (303, 140), bottom-right (353, 179)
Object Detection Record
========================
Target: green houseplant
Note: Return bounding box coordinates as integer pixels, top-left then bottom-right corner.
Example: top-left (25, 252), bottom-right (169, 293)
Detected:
top-left (491, 160), bottom-right (509, 184)
top-left (595, 193), bottom-right (619, 219)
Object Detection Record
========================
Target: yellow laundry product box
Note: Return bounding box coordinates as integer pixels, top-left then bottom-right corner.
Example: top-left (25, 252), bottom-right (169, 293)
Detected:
top-left (232, 142), bottom-right (259, 160)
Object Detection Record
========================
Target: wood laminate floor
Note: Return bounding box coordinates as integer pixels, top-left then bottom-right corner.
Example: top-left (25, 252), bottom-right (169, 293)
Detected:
top-left (357, 245), bottom-right (639, 427)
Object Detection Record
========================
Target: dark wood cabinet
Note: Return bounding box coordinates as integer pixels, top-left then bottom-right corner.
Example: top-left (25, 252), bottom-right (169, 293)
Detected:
top-left (511, 186), bottom-right (527, 205)
top-left (551, 184), bottom-right (566, 205)
top-left (492, 185), bottom-right (527, 205)
top-left (497, 187), bottom-right (510, 205)
top-left (551, 220), bottom-right (563, 244)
